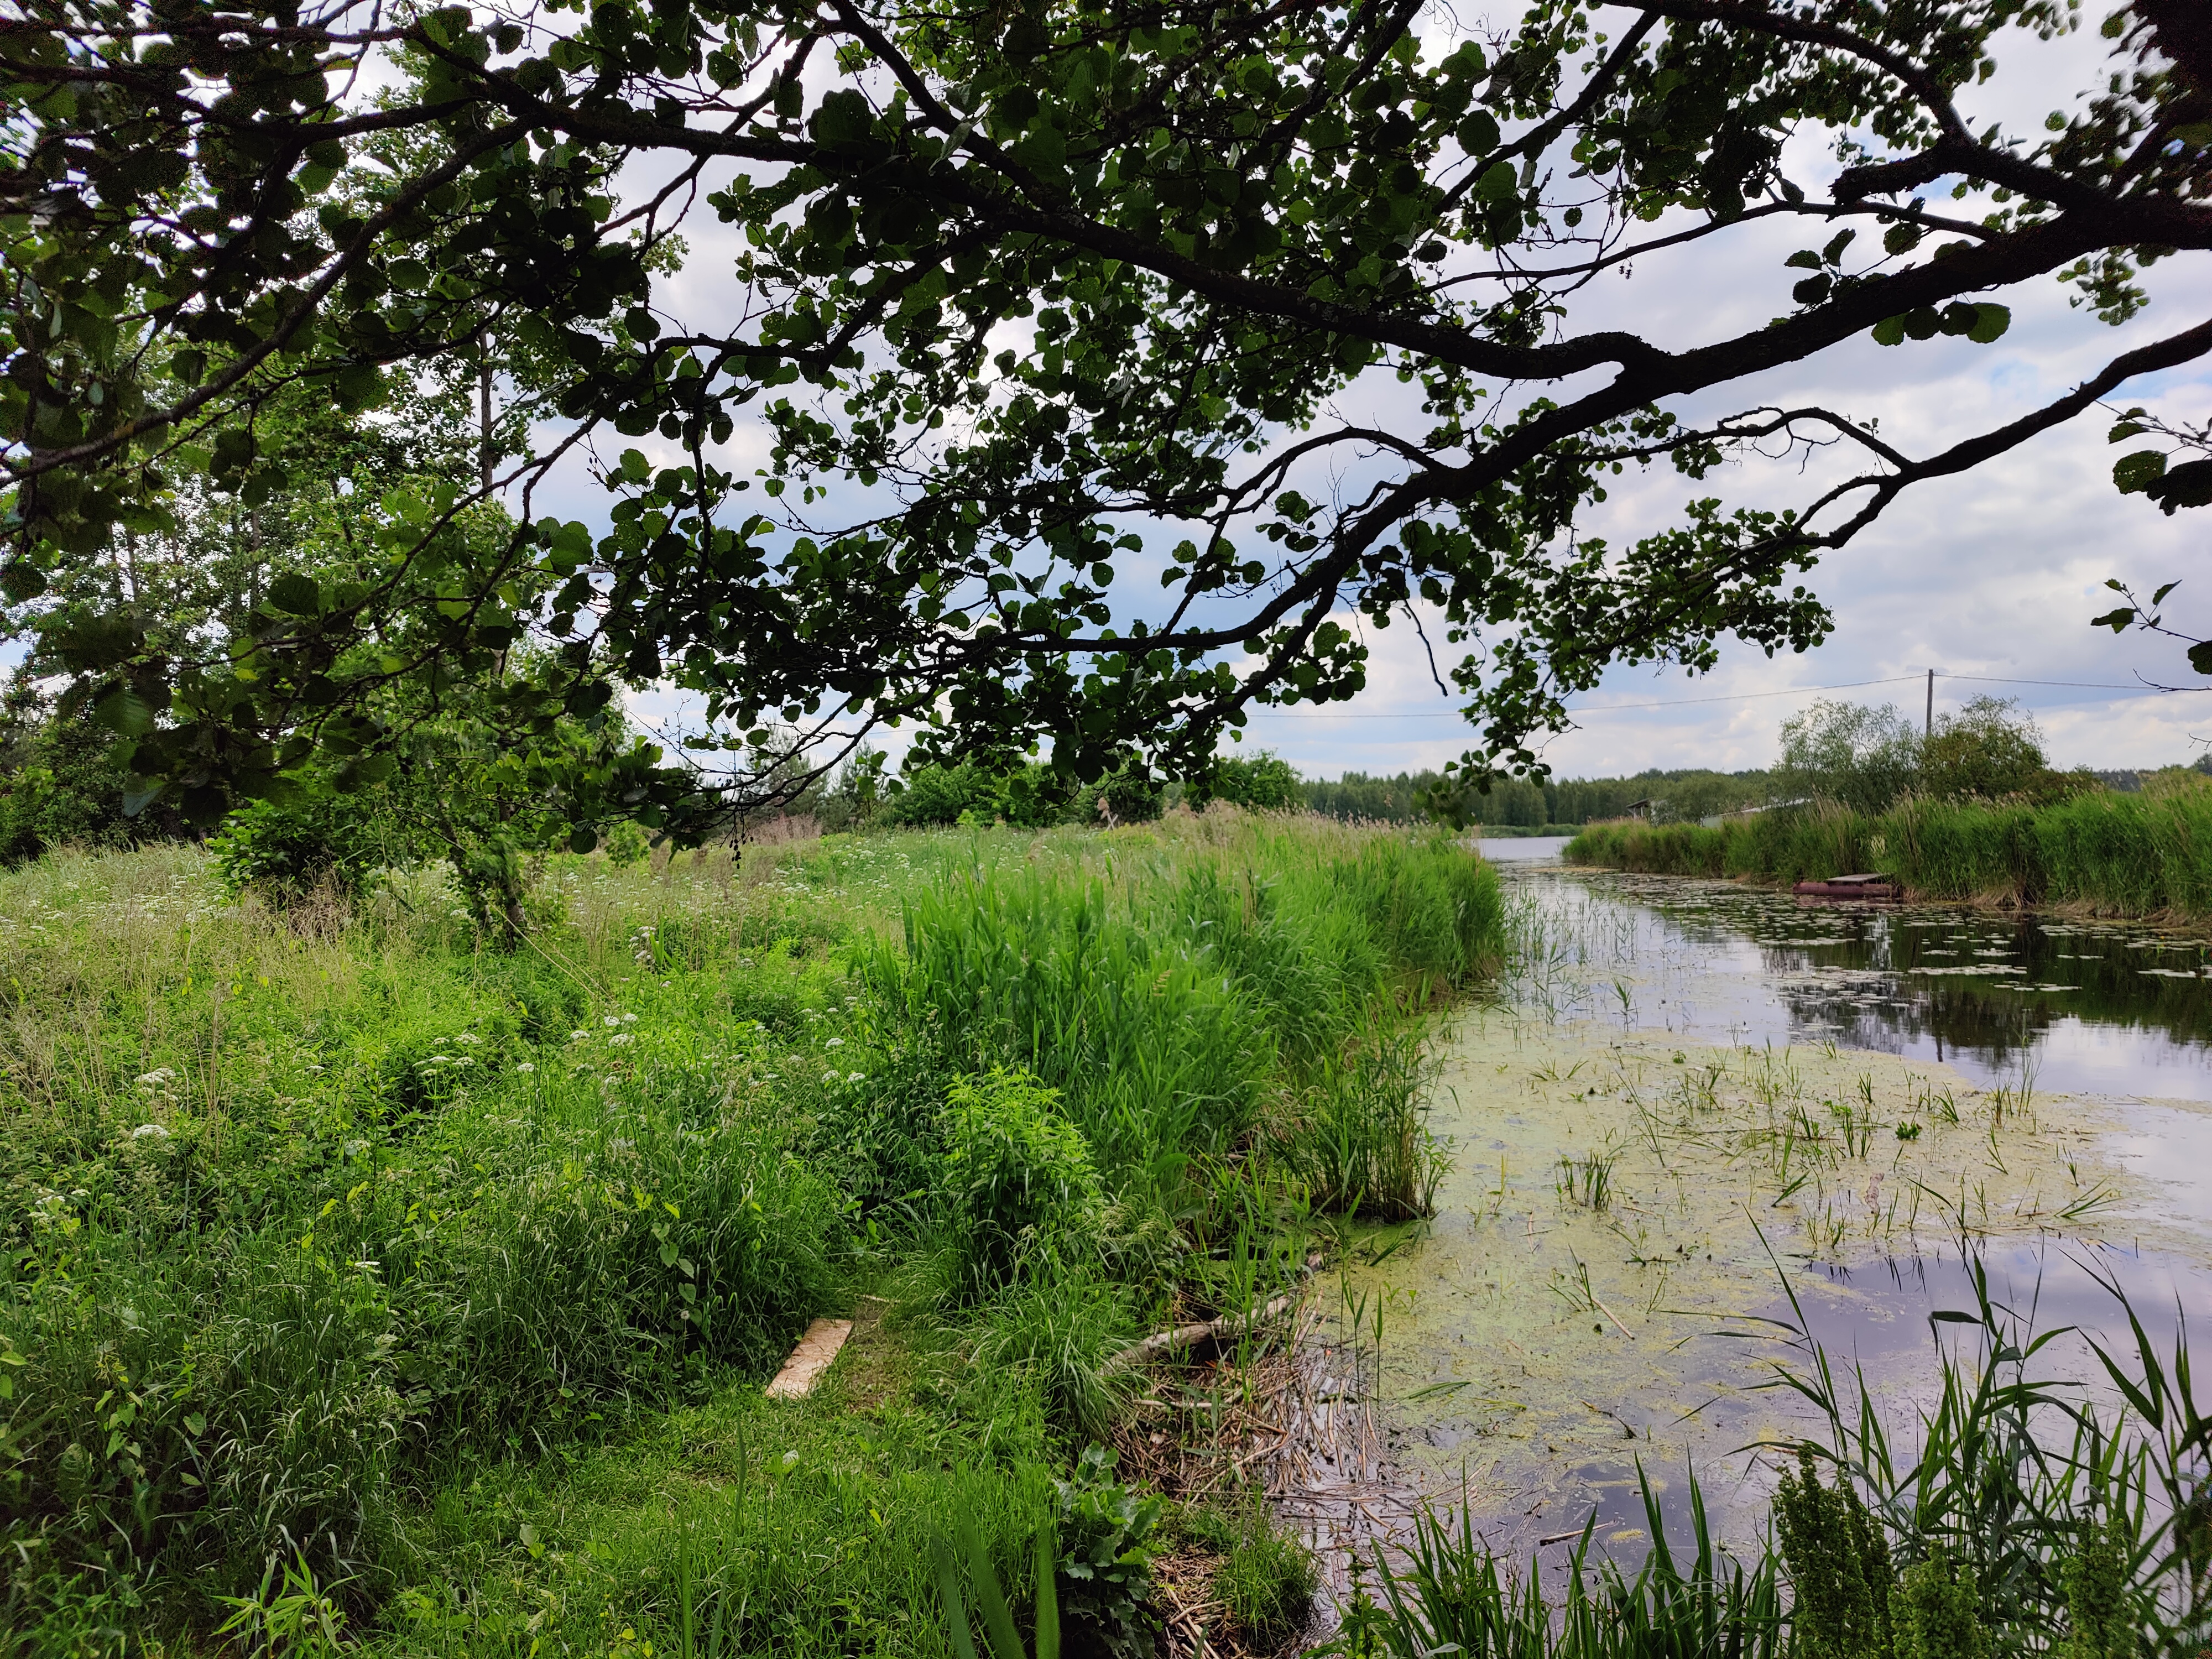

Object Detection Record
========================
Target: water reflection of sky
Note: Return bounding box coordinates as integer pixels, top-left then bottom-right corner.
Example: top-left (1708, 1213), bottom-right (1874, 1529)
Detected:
top-left (1453, 1239), bottom-right (2212, 1562)
top-left (1477, 839), bottom-right (2212, 1102)
top-left (1352, 843), bottom-right (2212, 1571)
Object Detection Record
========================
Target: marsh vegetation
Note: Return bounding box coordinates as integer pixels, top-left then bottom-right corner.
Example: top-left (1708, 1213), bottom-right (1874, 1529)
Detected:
top-left (7, 821), bottom-right (2210, 1659)
top-left (0, 812), bottom-right (1501, 1653)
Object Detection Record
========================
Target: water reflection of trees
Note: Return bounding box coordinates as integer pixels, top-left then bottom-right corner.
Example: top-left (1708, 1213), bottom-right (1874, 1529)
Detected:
top-left (1610, 878), bottom-right (2212, 1060)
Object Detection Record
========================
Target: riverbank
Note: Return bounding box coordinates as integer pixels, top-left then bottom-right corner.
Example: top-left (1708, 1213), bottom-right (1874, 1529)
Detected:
top-left (0, 815), bottom-right (1502, 1652)
top-left (1564, 787), bottom-right (2212, 921)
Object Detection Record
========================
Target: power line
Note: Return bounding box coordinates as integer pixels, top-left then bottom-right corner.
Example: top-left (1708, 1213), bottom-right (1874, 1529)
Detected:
top-left (1944, 673), bottom-right (2199, 692)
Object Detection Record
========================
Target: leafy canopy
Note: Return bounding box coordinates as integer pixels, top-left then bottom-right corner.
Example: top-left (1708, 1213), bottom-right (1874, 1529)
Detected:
top-left (2, 0), bottom-right (2208, 823)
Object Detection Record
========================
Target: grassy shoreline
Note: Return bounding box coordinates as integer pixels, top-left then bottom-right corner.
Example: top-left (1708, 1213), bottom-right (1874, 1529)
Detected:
top-left (0, 812), bottom-right (1502, 1653)
top-left (1563, 789), bottom-right (2212, 921)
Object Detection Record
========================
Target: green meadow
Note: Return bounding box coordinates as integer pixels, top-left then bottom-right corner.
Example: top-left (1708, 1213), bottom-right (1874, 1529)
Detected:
top-left (0, 813), bottom-right (1501, 1654)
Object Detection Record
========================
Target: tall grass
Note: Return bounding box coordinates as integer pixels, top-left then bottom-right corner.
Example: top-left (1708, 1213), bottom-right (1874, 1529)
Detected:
top-left (859, 824), bottom-right (1501, 1209)
top-left (1565, 786), bottom-right (2212, 917)
top-left (1350, 1469), bottom-right (1786, 1659)
top-left (0, 812), bottom-right (1503, 1644)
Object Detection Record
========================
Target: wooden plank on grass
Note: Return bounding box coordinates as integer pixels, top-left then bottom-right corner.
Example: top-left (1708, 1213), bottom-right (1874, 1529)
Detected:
top-left (765, 1318), bottom-right (853, 1400)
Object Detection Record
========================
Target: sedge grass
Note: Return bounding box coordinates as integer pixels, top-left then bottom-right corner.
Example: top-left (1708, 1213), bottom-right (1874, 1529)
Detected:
top-left (0, 811), bottom-right (1500, 1648)
top-left (1565, 787), bottom-right (2212, 919)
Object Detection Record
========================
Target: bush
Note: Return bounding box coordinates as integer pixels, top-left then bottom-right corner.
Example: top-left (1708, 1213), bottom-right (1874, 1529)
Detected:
top-left (0, 674), bottom-right (190, 864)
top-left (880, 761), bottom-right (997, 827)
top-left (1072, 763), bottom-right (1164, 827)
top-left (1192, 751), bottom-right (1302, 811)
top-left (977, 763), bottom-right (1075, 830)
top-left (208, 793), bottom-right (412, 901)
top-left (938, 1067), bottom-right (1107, 1298)
top-left (1055, 1446), bottom-right (1165, 1659)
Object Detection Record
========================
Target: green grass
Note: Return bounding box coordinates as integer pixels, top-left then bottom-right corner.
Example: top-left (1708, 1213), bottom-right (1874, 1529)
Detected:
top-left (1564, 784), bottom-right (2212, 918)
top-left (0, 814), bottom-right (1503, 1651)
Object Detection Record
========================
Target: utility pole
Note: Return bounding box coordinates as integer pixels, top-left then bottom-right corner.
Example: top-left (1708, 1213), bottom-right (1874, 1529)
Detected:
top-left (1926, 668), bottom-right (1934, 739)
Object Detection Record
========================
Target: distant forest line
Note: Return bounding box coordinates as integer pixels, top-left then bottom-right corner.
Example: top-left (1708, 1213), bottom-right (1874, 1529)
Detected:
top-left (1299, 761), bottom-right (2206, 828)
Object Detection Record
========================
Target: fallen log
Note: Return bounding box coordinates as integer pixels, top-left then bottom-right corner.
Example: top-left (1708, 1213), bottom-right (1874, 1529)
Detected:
top-left (1103, 1291), bottom-right (1302, 1376)
top-left (1104, 1254), bottom-right (1324, 1376)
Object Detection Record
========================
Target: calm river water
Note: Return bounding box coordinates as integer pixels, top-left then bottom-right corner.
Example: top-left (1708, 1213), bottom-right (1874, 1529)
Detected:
top-left (1314, 842), bottom-right (2212, 1572)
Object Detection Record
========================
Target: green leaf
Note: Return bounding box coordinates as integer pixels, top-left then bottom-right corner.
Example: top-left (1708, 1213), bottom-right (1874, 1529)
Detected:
top-left (2189, 640), bottom-right (2212, 676)
top-left (933, 1539), bottom-right (980, 1659)
top-left (1871, 315), bottom-right (1907, 347)
top-left (2146, 458), bottom-right (2212, 514)
top-left (960, 1516), bottom-right (1025, 1659)
top-left (1966, 302), bottom-right (2010, 343)
top-left (268, 573), bottom-right (321, 615)
top-left (1034, 1523), bottom-right (1059, 1659)
top-left (2112, 449), bottom-right (2168, 495)
top-left (93, 688), bottom-right (156, 737)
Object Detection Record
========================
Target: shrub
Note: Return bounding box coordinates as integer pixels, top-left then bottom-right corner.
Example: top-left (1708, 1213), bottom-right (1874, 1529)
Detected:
top-left (1897, 1549), bottom-right (1990, 1659)
top-left (1192, 751), bottom-right (1302, 811)
top-left (208, 793), bottom-right (411, 901)
top-left (1773, 1448), bottom-right (1894, 1659)
top-left (938, 1067), bottom-right (1107, 1298)
top-left (1055, 1446), bottom-right (1164, 1659)
top-left (880, 761), bottom-right (996, 826)
top-left (1072, 763), bottom-right (1163, 827)
top-left (982, 763), bottom-right (1076, 830)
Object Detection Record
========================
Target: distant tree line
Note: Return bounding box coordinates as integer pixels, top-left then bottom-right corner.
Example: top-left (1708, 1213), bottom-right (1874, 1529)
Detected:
top-left (1302, 768), bottom-right (1775, 828)
top-left (9, 676), bottom-right (2206, 872)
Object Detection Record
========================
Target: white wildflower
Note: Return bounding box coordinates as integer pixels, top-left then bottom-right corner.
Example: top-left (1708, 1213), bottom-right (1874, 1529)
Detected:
top-left (604, 1015), bottom-right (622, 1027)
top-left (825, 1036), bottom-right (845, 1049)
top-left (516, 1062), bottom-right (536, 1074)
top-left (129, 1122), bottom-right (170, 1141)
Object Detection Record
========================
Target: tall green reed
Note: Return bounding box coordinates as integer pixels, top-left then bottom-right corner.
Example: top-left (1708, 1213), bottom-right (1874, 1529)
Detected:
top-left (1567, 787), bottom-right (2212, 918)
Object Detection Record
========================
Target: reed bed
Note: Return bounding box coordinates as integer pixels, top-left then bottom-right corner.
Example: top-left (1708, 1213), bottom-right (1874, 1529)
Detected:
top-left (1565, 787), bottom-right (2212, 918)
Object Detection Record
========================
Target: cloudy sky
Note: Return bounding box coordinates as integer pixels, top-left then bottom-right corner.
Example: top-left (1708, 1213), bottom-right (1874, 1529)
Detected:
top-left (545, 8), bottom-right (2211, 784)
